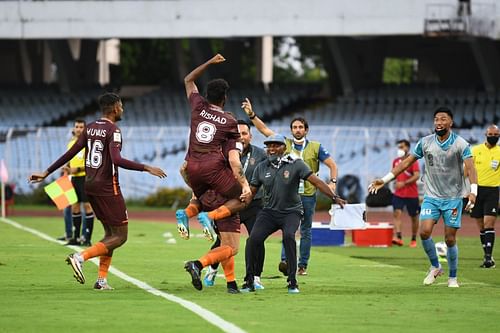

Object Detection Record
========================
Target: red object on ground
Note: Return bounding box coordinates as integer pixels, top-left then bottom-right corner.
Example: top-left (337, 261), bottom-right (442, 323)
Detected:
top-left (352, 223), bottom-right (394, 247)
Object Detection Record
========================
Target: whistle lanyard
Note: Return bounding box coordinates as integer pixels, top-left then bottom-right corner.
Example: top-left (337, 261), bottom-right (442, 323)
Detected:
top-left (293, 141), bottom-right (306, 159)
top-left (242, 150), bottom-right (252, 174)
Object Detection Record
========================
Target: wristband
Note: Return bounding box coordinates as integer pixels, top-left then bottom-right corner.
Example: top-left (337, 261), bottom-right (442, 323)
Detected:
top-left (329, 178), bottom-right (337, 184)
top-left (470, 183), bottom-right (478, 196)
top-left (381, 172), bottom-right (395, 184)
top-left (249, 113), bottom-right (256, 120)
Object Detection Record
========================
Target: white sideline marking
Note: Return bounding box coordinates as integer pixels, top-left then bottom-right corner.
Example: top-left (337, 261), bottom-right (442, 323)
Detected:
top-left (1, 217), bottom-right (246, 333)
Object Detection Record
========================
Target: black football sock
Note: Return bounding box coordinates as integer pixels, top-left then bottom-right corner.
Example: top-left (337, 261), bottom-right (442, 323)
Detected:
top-left (484, 228), bottom-right (495, 260)
top-left (72, 213), bottom-right (82, 240)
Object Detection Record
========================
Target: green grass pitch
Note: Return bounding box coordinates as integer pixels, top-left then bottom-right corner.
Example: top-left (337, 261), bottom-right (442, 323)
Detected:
top-left (0, 216), bottom-right (499, 333)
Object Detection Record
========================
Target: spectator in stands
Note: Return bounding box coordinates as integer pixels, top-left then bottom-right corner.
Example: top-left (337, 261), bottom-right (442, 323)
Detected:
top-left (241, 134), bottom-right (345, 294)
top-left (457, 0), bottom-right (471, 32)
top-left (203, 120), bottom-right (268, 290)
top-left (458, 0), bottom-right (471, 16)
top-left (242, 98), bottom-right (338, 276)
top-left (369, 107), bottom-right (477, 288)
top-left (63, 120), bottom-right (94, 246)
top-left (391, 139), bottom-right (420, 248)
top-left (470, 124), bottom-right (499, 268)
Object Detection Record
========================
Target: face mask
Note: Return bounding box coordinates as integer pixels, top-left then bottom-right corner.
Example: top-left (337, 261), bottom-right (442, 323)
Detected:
top-left (435, 128), bottom-right (448, 137)
top-left (397, 149), bottom-right (406, 158)
top-left (487, 136), bottom-right (499, 145)
top-left (268, 155), bottom-right (280, 164)
top-left (294, 137), bottom-right (305, 144)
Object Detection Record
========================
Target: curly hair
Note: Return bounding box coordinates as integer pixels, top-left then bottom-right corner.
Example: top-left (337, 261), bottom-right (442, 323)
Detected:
top-left (98, 92), bottom-right (121, 114)
top-left (433, 106), bottom-right (453, 120)
top-left (206, 79), bottom-right (229, 105)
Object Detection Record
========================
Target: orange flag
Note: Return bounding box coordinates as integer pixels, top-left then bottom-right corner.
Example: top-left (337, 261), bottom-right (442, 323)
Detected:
top-left (44, 176), bottom-right (78, 210)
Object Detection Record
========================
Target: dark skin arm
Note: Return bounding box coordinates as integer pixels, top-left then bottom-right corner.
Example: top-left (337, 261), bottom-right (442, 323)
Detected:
top-left (184, 54), bottom-right (226, 99)
top-left (306, 173), bottom-right (346, 208)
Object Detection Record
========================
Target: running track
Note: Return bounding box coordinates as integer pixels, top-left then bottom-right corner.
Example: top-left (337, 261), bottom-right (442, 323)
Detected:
top-left (9, 208), bottom-right (480, 237)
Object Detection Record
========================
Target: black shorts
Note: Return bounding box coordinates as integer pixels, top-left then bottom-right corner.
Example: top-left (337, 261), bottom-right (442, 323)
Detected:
top-left (87, 194), bottom-right (128, 226)
top-left (71, 176), bottom-right (88, 202)
top-left (392, 195), bottom-right (420, 217)
top-left (470, 186), bottom-right (499, 218)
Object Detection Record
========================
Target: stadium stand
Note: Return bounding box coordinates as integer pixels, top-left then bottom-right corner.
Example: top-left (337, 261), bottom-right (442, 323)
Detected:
top-left (0, 88), bottom-right (98, 132)
top-left (75, 84), bottom-right (319, 127)
top-left (1, 124), bottom-right (487, 200)
top-left (294, 87), bottom-right (500, 128)
top-left (1, 85), bottom-right (497, 199)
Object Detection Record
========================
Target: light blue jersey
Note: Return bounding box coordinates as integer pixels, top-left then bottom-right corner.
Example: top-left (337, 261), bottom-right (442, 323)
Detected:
top-left (412, 131), bottom-right (472, 227)
top-left (413, 132), bottom-right (472, 199)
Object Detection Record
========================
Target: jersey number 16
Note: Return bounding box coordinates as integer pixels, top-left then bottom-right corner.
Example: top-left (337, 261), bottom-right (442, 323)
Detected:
top-left (86, 139), bottom-right (103, 168)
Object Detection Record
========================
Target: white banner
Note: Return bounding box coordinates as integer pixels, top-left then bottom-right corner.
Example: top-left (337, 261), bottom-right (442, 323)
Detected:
top-left (329, 203), bottom-right (367, 230)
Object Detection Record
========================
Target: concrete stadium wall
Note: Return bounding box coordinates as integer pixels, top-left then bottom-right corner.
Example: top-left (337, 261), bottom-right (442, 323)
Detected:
top-left (2, 0), bottom-right (497, 39)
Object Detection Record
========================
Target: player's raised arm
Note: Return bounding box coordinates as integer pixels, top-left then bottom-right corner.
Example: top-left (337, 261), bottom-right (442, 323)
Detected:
top-left (28, 133), bottom-right (86, 183)
top-left (368, 154), bottom-right (418, 194)
top-left (184, 53), bottom-right (226, 99)
top-left (241, 98), bottom-right (275, 137)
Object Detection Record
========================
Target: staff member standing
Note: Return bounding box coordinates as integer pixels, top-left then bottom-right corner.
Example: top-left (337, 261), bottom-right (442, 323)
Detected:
top-left (242, 99), bottom-right (338, 276)
top-left (471, 124), bottom-right (500, 268)
top-left (242, 134), bottom-right (345, 294)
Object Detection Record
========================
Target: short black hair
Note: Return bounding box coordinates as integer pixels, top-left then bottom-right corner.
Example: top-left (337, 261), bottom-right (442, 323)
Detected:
top-left (433, 106), bottom-right (453, 120)
top-left (397, 139), bottom-right (410, 148)
top-left (206, 79), bottom-right (229, 105)
top-left (74, 119), bottom-right (85, 125)
top-left (98, 92), bottom-right (121, 114)
top-left (237, 119), bottom-right (251, 131)
top-left (290, 117), bottom-right (309, 130)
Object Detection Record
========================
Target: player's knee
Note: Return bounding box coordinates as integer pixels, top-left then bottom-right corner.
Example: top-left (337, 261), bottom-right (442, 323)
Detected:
top-left (444, 236), bottom-right (456, 247)
top-left (419, 229), bottom-right (431, 240)
top-left (118, 233), bottom-right (128, 247)
top-left (84, 203), bottom-right (93, 213)
top-left (230, 246), bottom-right (239, 256)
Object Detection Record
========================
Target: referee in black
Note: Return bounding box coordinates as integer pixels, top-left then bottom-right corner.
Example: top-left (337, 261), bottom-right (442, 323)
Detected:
top-left (470, 124), bottom-right (500, 268)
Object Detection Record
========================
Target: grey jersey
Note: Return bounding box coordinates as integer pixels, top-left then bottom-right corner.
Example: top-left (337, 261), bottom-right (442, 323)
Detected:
top-left (412, 132), bottom-right (472, 199)
top-left (250, 155), bottom-right (313, 214)
top-left (241, 144), bottom-right (267, 200)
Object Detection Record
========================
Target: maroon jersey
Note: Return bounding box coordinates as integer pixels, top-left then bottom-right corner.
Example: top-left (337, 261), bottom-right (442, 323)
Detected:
top-left (47, 118), bottom-right (145, 197)
top-left (84, 119), bottom-right (124, 196)
top-left (187, 92), bottom-right (240, 160)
